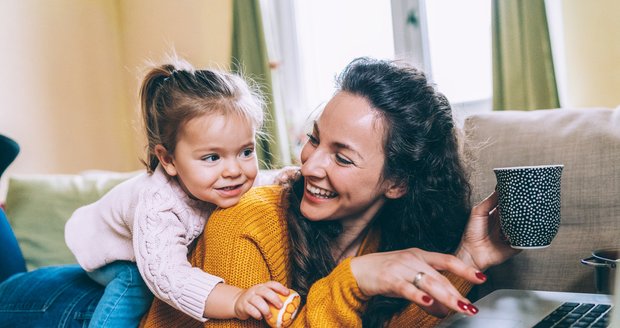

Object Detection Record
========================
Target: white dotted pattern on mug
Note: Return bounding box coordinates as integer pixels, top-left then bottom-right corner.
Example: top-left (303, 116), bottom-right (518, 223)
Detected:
top-left (494, 166), bottom-right (563, 248)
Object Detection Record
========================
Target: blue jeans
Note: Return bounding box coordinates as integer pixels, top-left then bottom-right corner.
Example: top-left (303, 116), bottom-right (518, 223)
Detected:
top-left (87, 261), bottom-right (153, 328)
top-left (0, 208), bottom-right (26, 283)
top-left (0, 265), bottom-right (102, 328)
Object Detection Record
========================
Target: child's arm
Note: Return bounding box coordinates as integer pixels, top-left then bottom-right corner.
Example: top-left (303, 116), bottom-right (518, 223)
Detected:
top-left (133, 186), bottom-right (289, 322)
top-left (204, 281), bottom-right (289, 320)
top-left (133, 189), bottom-right (223, 322)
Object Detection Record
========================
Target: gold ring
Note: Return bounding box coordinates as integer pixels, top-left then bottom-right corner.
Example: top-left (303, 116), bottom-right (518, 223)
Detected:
top-left (413, 272), bottom-right (426, 289)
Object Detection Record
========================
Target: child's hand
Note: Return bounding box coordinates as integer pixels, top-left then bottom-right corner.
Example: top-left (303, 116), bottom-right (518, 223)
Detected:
top-left (265, 289), bottom-right (301, 328)
top-left (233, 281), bottom-right (289, 321)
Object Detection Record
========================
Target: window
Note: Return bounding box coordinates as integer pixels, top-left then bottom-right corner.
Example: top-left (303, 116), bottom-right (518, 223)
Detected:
top-left (262, 0), bottom-right (394, 160)
top-left (393, 0), bottom-right (492, 118)
top-left (425, 0), bottom-right (492, 105)
top-left (262, 0), bottom-right (492, 159)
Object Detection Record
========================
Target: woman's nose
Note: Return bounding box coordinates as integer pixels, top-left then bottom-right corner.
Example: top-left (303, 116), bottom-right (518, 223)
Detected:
top-left (301, 149), bottom-right (329, 179)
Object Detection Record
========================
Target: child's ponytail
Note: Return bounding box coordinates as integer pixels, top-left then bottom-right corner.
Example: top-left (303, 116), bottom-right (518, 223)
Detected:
top-left (139, 64), bottom-right (175, 174)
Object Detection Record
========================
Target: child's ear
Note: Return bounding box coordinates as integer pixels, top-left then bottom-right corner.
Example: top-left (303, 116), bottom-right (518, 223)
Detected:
top-left (384, 180), bottom-right (407, 199)
top-left (154, 144), bottom-right (178, 176)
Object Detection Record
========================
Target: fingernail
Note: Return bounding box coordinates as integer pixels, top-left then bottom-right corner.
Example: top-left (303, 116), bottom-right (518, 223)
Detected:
top-left (475, 271), bottom-right (487, 281)
top-left (422, 295), bottom-right (432, 304)
top-left (457, 300), bottom-right (469, 312)
top-left (468, 304), bottom-right (479, 314)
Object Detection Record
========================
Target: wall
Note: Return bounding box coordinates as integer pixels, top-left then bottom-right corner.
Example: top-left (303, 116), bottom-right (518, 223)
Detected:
top-left (0, 0), bottom-right (232, 199)
top-left (560, 0), bottom-right (620, 108)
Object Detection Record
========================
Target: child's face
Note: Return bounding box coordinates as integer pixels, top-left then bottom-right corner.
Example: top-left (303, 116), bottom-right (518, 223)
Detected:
top-left (165, 113), bottom-right (258, 208)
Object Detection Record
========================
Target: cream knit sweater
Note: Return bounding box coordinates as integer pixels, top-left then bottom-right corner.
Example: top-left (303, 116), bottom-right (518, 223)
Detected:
top-left (65, 165), bottom-right (221, 322)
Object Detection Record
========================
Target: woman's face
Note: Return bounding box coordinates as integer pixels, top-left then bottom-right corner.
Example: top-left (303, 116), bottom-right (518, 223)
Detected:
top-left (299, 92), bottom-right (400, 227)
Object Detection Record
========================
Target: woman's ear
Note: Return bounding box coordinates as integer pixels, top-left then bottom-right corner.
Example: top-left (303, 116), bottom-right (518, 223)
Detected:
top-left (384, 180), bottom-right (407, 199)
top-left (154, 144), bottom-right (178, 176)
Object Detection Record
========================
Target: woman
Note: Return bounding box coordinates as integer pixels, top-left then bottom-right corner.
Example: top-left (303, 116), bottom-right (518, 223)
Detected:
top-left (0, 58), bottom-right (514, 327)
top-left (142, 57), bottom-right (516, 327)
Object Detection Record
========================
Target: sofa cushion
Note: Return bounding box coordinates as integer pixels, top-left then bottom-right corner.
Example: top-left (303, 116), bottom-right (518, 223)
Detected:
top-left (4, 170), bottom-right (139, 270)
top-left (464, 108), bottom-right (620, 297)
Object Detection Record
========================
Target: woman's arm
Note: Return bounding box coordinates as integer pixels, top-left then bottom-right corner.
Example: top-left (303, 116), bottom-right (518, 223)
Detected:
top-left (293, 254), bottom-right (480, 328)
top-left (290, 258), bottom-right (366, 327)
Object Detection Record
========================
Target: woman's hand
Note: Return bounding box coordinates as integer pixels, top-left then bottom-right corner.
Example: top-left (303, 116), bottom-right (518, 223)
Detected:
top-left (350, 248), bottom-right (487, 317)
top-left (455, 191), bottom-right (520, 272)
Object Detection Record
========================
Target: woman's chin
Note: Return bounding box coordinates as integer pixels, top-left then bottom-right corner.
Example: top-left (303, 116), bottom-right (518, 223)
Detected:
top-left (299, 200), bottom-right (330, 222)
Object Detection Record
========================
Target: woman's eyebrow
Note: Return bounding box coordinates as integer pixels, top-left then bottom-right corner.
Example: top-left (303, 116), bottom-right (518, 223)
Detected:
top-left (334, 142), bottom-right (364, 160)
top-left (315, 121), bottom-right (364, 160)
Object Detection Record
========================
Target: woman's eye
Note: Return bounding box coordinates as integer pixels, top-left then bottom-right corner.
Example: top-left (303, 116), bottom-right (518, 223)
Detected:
top-left (202, 154), bottom-right (220, 162)
top-left (306, 133), bottom-right (319, 146)
top-left (240, 148), bottom-right (254, 158)
top-left (335, 154), bottom-right (354, 166)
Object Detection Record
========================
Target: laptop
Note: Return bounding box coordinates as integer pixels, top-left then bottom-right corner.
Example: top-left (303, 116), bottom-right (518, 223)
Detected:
top-left (437, 271), bottom-right (619, 327)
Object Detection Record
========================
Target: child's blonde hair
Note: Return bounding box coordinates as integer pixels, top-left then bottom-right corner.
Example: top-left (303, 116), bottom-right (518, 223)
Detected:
top-left (139, 57), bottom-right (264, 173)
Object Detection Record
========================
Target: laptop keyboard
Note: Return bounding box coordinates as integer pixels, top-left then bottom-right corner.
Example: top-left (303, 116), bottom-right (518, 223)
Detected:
top-left (533, 302), bottom-right (613, 328)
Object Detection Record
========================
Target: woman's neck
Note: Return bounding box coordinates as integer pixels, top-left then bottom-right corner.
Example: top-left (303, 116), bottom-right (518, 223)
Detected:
top-left (331, 199), bottom-right (385, 263)
top-left (331, 221), bottom-right (370, 263)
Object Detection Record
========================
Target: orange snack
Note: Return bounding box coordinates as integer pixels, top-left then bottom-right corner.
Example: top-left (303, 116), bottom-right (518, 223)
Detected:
top-left (265, 289), bottom-right (301, 328)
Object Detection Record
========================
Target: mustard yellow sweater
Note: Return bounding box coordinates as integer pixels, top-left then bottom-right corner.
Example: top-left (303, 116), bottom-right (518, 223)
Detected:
top-left (142, 185), bottom-right (472, 328)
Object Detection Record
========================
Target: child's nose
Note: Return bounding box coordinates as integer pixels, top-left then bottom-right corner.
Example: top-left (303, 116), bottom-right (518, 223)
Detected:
top-left (222, 159), bottom-right (242, 178)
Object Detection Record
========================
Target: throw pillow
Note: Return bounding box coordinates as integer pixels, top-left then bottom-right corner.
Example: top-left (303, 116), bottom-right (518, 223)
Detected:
top-left (4, 170), bottom-right (139, 270)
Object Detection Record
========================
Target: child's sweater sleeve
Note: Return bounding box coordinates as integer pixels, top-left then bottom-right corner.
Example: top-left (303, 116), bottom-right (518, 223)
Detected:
top-left (133, 187), bottom-right (223, 322)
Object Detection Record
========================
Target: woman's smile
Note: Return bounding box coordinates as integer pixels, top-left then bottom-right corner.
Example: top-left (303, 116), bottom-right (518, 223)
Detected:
top-left (305, 183), bottom-right (338, 199)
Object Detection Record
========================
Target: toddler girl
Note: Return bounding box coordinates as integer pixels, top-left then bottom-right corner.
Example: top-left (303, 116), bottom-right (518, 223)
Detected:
top-left (65, 57), bottom-right (289, 327)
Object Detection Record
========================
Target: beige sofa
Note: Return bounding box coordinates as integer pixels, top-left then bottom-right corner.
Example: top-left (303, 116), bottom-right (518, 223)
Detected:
top-left (464, 107), bottom-right (620, 298)
top-left (4, 107), bottom-right (620, 298)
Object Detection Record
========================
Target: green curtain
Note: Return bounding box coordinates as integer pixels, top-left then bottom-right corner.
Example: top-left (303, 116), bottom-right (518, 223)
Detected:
top-left (492, 0), bottom-right (560, 111)
top-left (231, 0), bottom-right (283, 168)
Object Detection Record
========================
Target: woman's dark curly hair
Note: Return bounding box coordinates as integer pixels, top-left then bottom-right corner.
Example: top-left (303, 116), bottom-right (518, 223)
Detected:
top-left (284, 57), bottom-right (472, 327)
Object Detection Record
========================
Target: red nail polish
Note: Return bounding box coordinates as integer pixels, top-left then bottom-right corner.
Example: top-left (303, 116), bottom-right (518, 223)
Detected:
top-left (422, 295), bottom-right (432, 303)
top-left (475, 271), bottom-right (487, 281)
top-left (457, 300), bottom-right (469, 312)
top-left (468, 303), bottom-right (479, 314)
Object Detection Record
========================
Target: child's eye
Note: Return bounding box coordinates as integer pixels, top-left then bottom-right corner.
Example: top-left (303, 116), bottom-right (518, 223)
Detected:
top-left (335, 154), bottom-right (354, 166)
top-left (306, 133), bottom-right (319, 146)
top-left (202, 154), bottom-right (220, 162)
top-left (240, 147), bottom-right (254, 158)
